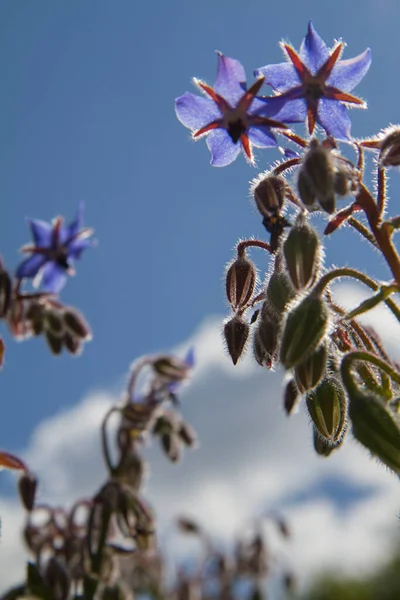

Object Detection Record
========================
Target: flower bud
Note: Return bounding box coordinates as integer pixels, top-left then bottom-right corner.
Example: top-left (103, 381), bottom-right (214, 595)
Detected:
top-left (63, 308), bottom-right (92, 340)
top-left (283, 379), bottom-right (299, 415)
top-left (45, 330), bottom-right (63, 355)
top-left (0, 268), bottom-right (11, 317)
top-left (44, 309), bottom-right (64, 335)
top-left (313, 427), bottom-right (335, 456)
top-left (265, 270), bottom-right (296, 318)
top-left (252, 175), bottom-right (286, 217)
top-left (349, 390), bottom-right (400, 474)
top-left (178, 421), bottom-right (197, 447)
top-left (379, 126), bottom-right (400, 167)
top-left (280, 296), bottom-right (330, 369)
top-left (43, 557), bottom-right (71, 600)
top-left (297, 169), bottom-right (317, 210)
top-left (295, 342), bottom-right (328, 393)
top-left (153, 355), bottom-right (190, 382)
top-left (102, 586), bottom-right (127, 600)
top-left (26, 301), bottom-right (45, 335)
top-left (63, 331), bottom-right (81, 355)
top-left (306, 378), bottom-right (347, 444)
top-left (223, 315), bottom-right (249, 365)
top-left (225, 255), bottom-right (256, 310)
top-left (253, 310), bottom-right (278, 368)
top-left (161, 432), bottom-right (180, 462)
top-left (283, 220), bottom-right (321, 290)
top-left (18, 472), bottom-right (37, 512)
top-left (177, 517), bottom-right (201, 535)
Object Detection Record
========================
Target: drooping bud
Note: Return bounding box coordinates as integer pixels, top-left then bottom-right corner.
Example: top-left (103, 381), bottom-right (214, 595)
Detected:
top-left (306, 378), bottom-right (347, 444)
top-left (283, 219), bottom-right (321, 290)
top-left (348, 389), bottom-right (400, 474)
top-left (178, 421), bottom-right (197, 447)
top-left (252, 175), bottom-right (286, 217)
top-left (378, 126), bottom-right (400, 167)
top-left (153, 355), bottom-right (190, 382)
top-left (45, 330), bottom-right (63, 355)
top-left (26, 301), bottom-right (45, 335)
top-left (295, 342), bottom-right (328, 393)
top-left (225, 255), bottom-right (256, 310)
top-left (44, 309), bottom-right (64, 335)
top-left (253, 307), bottom-right (279, 368)
top-left (18, 472), bottom-right (37, 512)
top-left (303, 140), bottom-right (335, 213)
top-left (313, 427), bottom-right (336, 456)
top-left (0, 267), bottom-right (11, 318)
top-left (297, 169), bottom-right (317, 210)
top-left (63, 308), bottom-right (92, 340)
top-left (63, 331), bottom-right (81, 355)
top-left (223, 315), bottom-right (249, 365)
top-left (280, 296), bottom-right (330, 369)
top-left (283, 379), bottom-right (299, 415)
top-left (265, 270), bottom-right (296, 318)
top-left (161, 431), bottom-right (180, 462)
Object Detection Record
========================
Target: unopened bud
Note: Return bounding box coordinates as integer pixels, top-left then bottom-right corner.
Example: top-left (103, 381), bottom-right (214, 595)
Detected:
top-left (265, 270), bottom-right (296, 318)
top-left (161, 432), bottom-right (180, 462)
top-left (63, 331), bottom-right (81, 355)
top-left (0, 268), bottom-right (11, 317)
top-left (313, 427), bottom-right (335, 456)
top-left (18, 472), bottom-right (37, 512)
top-left (44, 309), bottom-right (64, 335)
top-left (303, 140), bottom-right (335, 213)
top-left (63, 308), bottom-right (92, 340)
top-left (178, 422), bottom-right (197, 447)
top-left (306, 378), bottom-right (347, 444)
top-left (253, 309), bottom-right (278, 368)
top-left (297, 169), bottom-right (317, 210)
top-left (295, 342), bottom-right (328, 393)
top-left (349, 390), bottom-right (400, 474)
top-left (45, 330), bottom-right (63, 355)
top-left (283, 379), bottom-right (299, 415)
top-left (379, 126), bottom-right (400, 167)
top-left (43, 557), bottom-right (71, 600)
top-left (283, 219), bottom-right (321, 290)
top-left (334, 169), bottom-right (353, 197)
top-left (280, 296), bottom-right (330, 369)
top-left (102, 586), bottom-right (127, 600)
top-left (252, 175), bottom-right (286, 217)
top-left (177, 517), bottom-right (201, 535)
top-left (224, 315), bottom-right (249, 365)
top-left (26, 302), bottom-right (45, 335)
top-left (153, 355), bottom-right (190, 382)
top-left (225, 255), bottom-right (256, 310)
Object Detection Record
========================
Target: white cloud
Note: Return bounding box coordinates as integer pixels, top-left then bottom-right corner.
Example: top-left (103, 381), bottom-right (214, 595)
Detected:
top-left (0, 286), bottom-right (399, 592)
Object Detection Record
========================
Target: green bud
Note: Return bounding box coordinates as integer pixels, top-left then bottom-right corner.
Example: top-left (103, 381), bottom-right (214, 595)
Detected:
top-left (283, 379), bottom-right (299, 415)
top-left (306, 378), bottom-right (347, 444)
top-left (225, 255), bottom-right (256, 310)
top-left (44, 309), bottom-right (64, 335)
top-left (349, 390), bottom-right (400, 474)
top-left (312, 426), bottom-right (344, 457)
top-left (297, 169), bottom-right (317, 210)
top-left (283, 220), bottom-right (321, 290)
top-left (45, 330), bottom-right (63, 355)
top-left (266, 270), bottom-right (296, 317)
top-left (224, 315), bottom-right (249, 365)
top-left (63, 308), bottom-right (92, 340)
top-left (280, 296), bottom-right (330, 369)
top-left (295, 342), bottom-right (328, 393)
top-left (252, 174), bottom-right (286, 217)
top-left (253, 309), bottom-right (278, 368)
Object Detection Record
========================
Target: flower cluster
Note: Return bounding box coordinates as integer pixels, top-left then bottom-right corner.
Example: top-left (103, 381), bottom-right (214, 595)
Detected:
top-left (176, 22), bottom-right (371, 165)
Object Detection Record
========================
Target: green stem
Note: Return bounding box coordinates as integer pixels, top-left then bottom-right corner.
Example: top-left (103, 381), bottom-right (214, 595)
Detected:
top-left (341, 351), bottom-right (400, 398)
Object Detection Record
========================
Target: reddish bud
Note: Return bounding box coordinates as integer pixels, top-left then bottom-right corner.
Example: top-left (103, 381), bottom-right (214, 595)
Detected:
top-left (225, 255), bottom-right (256, 310)
top-left (224, 315), bottom-right (250, 365)
top-left (252, 174), bottom-right (286, 217)
top-left (18, 472), bottom-right (37, 511)
top-left (379, 126), bottom-right (400, 167)
top-left (283, 379), bottom-right (299, 415)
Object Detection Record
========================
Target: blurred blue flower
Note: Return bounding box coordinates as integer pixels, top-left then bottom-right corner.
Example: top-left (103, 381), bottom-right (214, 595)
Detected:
top-left (16, 202), bottom-right (94, 293)
top-left (255, 22), bottom-right (371, 140)
top-left (176, 53), bottom-right (287, 166)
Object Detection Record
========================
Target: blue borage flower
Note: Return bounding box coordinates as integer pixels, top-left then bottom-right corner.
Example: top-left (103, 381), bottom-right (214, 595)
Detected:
top-left (16, 202), bottom-right (95, 293)
top-left (255, 22), bottom-right (371, 140)
top-left (175, 52), bottom-right (288, 167)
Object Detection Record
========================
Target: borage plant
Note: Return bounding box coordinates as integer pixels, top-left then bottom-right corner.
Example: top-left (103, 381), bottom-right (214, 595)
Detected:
top-left (177, 21), bottom-right (400, 470)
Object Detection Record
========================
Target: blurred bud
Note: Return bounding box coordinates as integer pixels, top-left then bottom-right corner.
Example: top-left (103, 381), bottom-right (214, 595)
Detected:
top-left (178, 421), bottom-right (197, 447)
top-left (63, 308), bottom-right (92, 340)
top-left (297, 169), bottom-right (317, 210)
top-left (283, 379), bottom-right (299, 415)
top-left (63, 331), bottom-right (82, 355)
top-left (253, 308), bottom-right (278, 368)
top-left (136, 527), bottom-right (156, 551)
top-left (224, 315), bottom-right (249, 365)
top-left (312, 426), bottom-right (344, 457)
top-left (349, 389), bottom-right (400, 474)
top-left (26, 302), bottom-right (45, 336)
top-left (177, 517), bottom-right (201, 535)
top-left (44, 310), bottom-right (64, 335)
top-left (153, 355), bottom-right (190, 382)
top-left (161, 432), bottom-right (180, 462)
top-left (283, 219), bottom-right (321, 290)
top-left (152, 414), bottom-right (174, 436)
top-left (280, 296), bottom-right (330, 369)
top-left (225, 255), bottom-right (256, 311)
top-left (45, 330), bottom-right (63, 355)
top-left (43, 557), bottom-right (71, 600)
top-left (379, 126), bottom-right (400, 167)
top-left (295, 342), bottom-right (328, 393)
top-left (252, 174), bottom-right (286, 217)
top-left (266, 269), bottom-right (296, 318)
top-left (18, 472), bottom-right (37, 512)
top-left (302, 140), bottom-right (336, 213)
top-left (114, 451), bottom-right (144, 491)
top-left (306, 378), bottom-right (347, 444)
top-left (276, 517), bottom-right (290, 538)
top-left (334, 169), bottom-right (352, 197)
top-left (283, 572), bottom-right (297, 593)
top-left (102, 586), bottom-right (127, 600)
top-left (0, 267), bottom-right (11, 317)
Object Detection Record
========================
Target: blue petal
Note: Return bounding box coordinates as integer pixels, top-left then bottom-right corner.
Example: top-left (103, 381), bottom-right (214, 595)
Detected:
top-left (28, 219), bottom-right (53, 247)
top-left (299, 21), bottom-right (330, 73)
top-left (317, 98), bottom-right (351, 140)
top-left (37, 261), bottom-right (68, 293)
top-left (282, 148), bottom-right (300, 159)
top-left (68, 237), bottom-right (93, 260)
top-left (184, 347), bottom-right (195, 368)
top-left (214, 53), bottom-right (246, 106)
top-left (266, 97), bottom-right (307, 124)
top-left (328, 48), bottom-right (372, 92)
top-left (206, 129), bottom-right (241, 167)
top-left (254, 63), bottom-right (300, 93)
top-left (248, 125), bottom-right (277, 148)
top-left (65, 201), bottom-right (85, 242)
top-left (16, 254), bottom-right (47, 279)
top-left (175, 92), bottom-right (221, 131)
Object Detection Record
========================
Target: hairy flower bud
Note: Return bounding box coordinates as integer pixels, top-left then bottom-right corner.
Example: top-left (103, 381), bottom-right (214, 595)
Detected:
top-left (26, 301), bottom-right (45, 336)
top-left (45, 330), bottom-right (63, 355)
top-left (295, 342), bottom-right (328, 393)
top-left (378, 126), bottom-right (400, 167)
top-left (297, 169), bottom-right (317, 210)
top-left (280, 296), bottom-right (330, 369)
top-left (18, 472), bottom-right (37, 512)
top-left (63, 308), bottom-right (92, 340)
top-left (224, 315), bottom-right (249, 365)
top-left (225, 255), bottom-right (256, 310)
top-left (265, 270), bottom-right (296, 318)
top-left (252, 174), bottom-right (286, 217)
top-left (0, 267), bottom-right (11, 318)
top-left (253, 308), bottom-right (279, 368)
top-left (306, 378), bottom-right (347, 444)
top-left (283, 219), bottom-right (321, 290)
top-left (283, 379), bottom-right (299, 415)
top-left (178, 421), bottom-right (197, 447)
top-left (349, 390), bottom-right (400, 474)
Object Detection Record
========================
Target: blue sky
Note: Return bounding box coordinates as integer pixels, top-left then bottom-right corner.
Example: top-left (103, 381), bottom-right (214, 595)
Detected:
top-left (1, 1), bottom-right (400, 589)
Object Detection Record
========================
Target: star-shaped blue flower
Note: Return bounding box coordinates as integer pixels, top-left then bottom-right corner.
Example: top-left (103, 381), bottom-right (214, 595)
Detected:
top-left (255, 22), bottom-right (371, 140)
top-left (16, 202), bottom-right (94, 293)
top-left (175, 53), bottom-right (287, 167)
